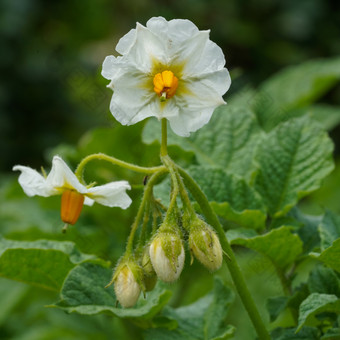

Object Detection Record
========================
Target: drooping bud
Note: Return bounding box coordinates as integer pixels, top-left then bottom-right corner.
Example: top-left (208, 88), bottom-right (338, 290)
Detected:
top-left (189, 218), bottom-right (223, 272)
top-left (60, 189), bottom-right (85, 225)
top-left (111, 259), bottom-right (143, 308)
top-left (149, 228), bottom-right (185, 283)
top-left (141, 246), bottom-right (157, 292)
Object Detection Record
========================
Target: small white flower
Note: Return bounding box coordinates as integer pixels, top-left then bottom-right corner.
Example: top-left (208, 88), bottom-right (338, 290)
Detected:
top-left (13, 155), bottom-right (132, 225)
top-left (102, 16), bottom-right (231, 137)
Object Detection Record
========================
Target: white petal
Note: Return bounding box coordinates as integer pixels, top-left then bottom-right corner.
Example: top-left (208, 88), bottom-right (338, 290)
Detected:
top-left (147, 17), bottom-right (199, 44)
top-left (173, 31), bottom-right (226, 77)
top-left (125, 23), bottom-right (167, 72)
top-left (116, 28), bottom-right (136, 55)
top-left (84, 197), bottom-right (95, 206)
top-left (46, 156), bottom-right (87, 194)
top-left (168, 106), bottom-right (216, 137)
top-left (12, 165), bottom-right (56, 197)
top-left (86, 181), bottom-right (132, 209)
top-left (102, 55), bottom-right (125, 80)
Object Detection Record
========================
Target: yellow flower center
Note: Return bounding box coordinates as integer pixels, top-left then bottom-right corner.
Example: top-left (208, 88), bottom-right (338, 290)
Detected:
top-left (61, 190), bottom-right (85, 225)
top-left (153, 70), bottom-right (178, 101)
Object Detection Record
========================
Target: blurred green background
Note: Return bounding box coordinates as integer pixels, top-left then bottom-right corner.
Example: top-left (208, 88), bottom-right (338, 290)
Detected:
top-left (1, 0), bottom-right (340, 339)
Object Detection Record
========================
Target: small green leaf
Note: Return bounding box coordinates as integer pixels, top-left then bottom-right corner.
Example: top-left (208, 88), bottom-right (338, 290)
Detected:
top-left (266, 296), bottom-right (289, 322)
top-left (144, 277), bottom-right (235, 340)
top-left (321, 328), bottom-right (340, 339)
top-left (254, 117), bottom-right (334, 217)
top-left (271, 326), bottom-right (319, 339)
top-left (143, 105), bottom-right (263, 178)
top-left (297, 293), bottom-right (340, 332)
top-left (0, 237), bottom-right (105, 291)
top-left (53, 262), bottom-right (172, 320)
top-left (308, 265), bottom-right (340, 296)
top-left (311, 238), bottom-right (340, 273)
top-left (227, 226), bottom-right (303, 270)
top-left (188, 165), bottom-right (266, 229)
top-left (318, 210), bottom-right (340, 251)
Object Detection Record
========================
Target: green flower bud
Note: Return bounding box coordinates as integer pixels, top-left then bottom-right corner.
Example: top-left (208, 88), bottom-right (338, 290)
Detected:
top-left (149, 229), bottom-right (185, 283)
top-left (142, 246), bottom-right (157, 292)
top-left (189, 219), bottom-right (222, 272)
top-left (113, 259), bottom-right (143, 308)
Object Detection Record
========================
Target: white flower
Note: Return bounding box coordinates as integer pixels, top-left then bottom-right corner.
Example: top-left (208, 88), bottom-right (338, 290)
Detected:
top-left (102, 16), bottom-right (231, 137)
top-left (13, 156), bottom-right (132, 225)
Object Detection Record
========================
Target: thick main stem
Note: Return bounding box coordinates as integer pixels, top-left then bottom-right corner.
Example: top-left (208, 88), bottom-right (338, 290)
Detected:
top-left (177, 167), bottom-right (271, 340)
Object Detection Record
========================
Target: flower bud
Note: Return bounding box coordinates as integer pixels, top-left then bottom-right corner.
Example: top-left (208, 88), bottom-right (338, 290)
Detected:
top-left (149, 231), bottom-right (185, 283)
top-left (113, 260), bottom-right (142, 308)
top-left (141, 246), bottom-right (157, 292)
top-left (189, 219), bottom-right (223, 272)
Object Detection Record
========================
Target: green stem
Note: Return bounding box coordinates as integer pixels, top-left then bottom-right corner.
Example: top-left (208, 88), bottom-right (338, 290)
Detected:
top-left (276, 266), bottom-right (298, 325)
top-left (125, 169), bottom-right (167, 255)
top-left (160, 119), bottom-right (168, 157)
top-left (177, 166), bottom-right (271, 340)
top-left (75, 153), bottom-right (165, 183)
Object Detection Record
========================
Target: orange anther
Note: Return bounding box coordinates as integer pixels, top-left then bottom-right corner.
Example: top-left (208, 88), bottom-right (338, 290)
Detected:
top-left (61, 190), bottom-right (85, 225)
top-left (153, 70), bottom-right (178, 99)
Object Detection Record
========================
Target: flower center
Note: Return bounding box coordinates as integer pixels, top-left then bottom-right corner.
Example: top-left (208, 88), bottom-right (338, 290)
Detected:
top-left (153, 70), bottom-right (178, 101)
top-left (61, 190), bottom-right (85, 225)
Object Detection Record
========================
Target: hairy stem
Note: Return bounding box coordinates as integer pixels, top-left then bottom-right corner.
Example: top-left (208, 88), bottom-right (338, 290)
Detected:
top-left (160, 119), bottom-right (168, 157)
top-left (177, 166), bottom-right (271, 340)
top-left (75, 153), bottom-right (165, 183)
top-left (125, 169), bottom-right (167, 255)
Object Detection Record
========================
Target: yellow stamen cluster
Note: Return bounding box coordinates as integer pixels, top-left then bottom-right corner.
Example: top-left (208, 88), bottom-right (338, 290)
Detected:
top-left (153, 70), bottom-right (178, 101)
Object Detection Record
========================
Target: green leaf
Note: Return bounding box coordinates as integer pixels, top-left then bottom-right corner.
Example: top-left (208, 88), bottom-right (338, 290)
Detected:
top-left (311, 238), bottom-right (340, 273)
top-left (143, 105), bottom-right (263, 178)
top-left (308, 265), bottom-right (340, 297)
top-left (288, 104), bottom-right (340, 131)
top-left (144, 277), bottom-right (235, 340)
top-left (227, 226), bottom-right (303, 270)
top-left (252, 56), bottom-right (340, 130)
top-left (318, 210), bottom-right (340, 251)
top-left (297, 293), bottom-right (340, 332)
top-left (271, 326), bottom-right (319, 340)
top-left (289, 208), bottom-right (321, 254)
top-left (188, 165), bottom-right (266, 229)
top-left (0, 237), bottom-right (106, 291)
top-left (266, 296), bottom-right (289, 322)
top-left (321, 328), bottom-right (340, 339)
top-left (53, 262), bottom-right (172, 321)
top-left (253, 117), bottom-right (334, 217)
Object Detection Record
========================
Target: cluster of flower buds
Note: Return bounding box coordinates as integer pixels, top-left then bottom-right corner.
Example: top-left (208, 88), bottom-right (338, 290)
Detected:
top-left (112, 210), bottom-right (223, 308)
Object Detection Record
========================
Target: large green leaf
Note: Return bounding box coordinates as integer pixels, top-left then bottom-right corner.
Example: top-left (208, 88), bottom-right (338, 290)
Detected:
top-left (143, 105), bottom-right (263, 178)
top-left (252, 57), bottom-right (340, 130)
top-left (318, 210), bottom-right (340, 251)
top-left (0, 237), bottom-right (106, 291)
top-left (227, 226), bottom-right (303, 270)
top-left (144, 277), bottom-right (235, 340)
top-left (297, 293), bottom-right (340, 332)
top-left (253, 117), bottom-right (334, 217)
top-left (53, 262), bottom-right (172, 321)
top-left (188, 165), bottom-right (266, 229)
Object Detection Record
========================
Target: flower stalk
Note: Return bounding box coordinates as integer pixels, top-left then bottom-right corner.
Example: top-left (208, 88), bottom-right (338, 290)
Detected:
top-left (177, 166), bottom-right (271, 340)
